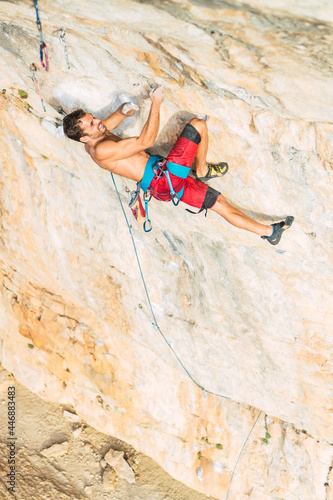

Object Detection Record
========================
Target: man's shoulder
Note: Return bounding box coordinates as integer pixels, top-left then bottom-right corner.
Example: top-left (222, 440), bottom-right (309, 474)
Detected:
top-left (93, 136), bottom-right (118, 158)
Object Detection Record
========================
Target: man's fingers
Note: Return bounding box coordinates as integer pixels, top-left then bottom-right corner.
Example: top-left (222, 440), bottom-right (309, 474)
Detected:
top-left (149, 85), bottom-right (165, 101)
top-left (122, 102), bottom-right (139, 115)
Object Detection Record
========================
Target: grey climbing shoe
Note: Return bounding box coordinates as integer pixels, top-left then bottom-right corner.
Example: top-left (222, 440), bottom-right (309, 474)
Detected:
top-left (262, 216), bottom-right (294, 245)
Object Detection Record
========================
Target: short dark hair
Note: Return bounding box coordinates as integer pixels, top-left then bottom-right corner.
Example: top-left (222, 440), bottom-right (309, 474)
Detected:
top-left (63, 109), bottom-right (87, 142)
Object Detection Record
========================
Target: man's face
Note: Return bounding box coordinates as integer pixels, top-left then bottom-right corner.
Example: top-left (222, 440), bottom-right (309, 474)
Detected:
top-left (79, 113), bottom-right (107, 141)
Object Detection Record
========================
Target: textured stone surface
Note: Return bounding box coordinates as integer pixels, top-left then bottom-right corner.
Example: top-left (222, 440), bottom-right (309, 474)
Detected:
top-left (63, 410), bottom-right (81, 422)
top-left (0, 364), bottom-right (212, 500)
top-left (40, 441), bottom-right (69, 458)
top-left (0, 0), bottom-right (332, 498)
top-left (104, 449), bottom-right (136, 483)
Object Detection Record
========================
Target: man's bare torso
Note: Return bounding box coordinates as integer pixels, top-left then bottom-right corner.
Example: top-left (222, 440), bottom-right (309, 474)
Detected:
top-left (85, 132), bottom-right (149, 183)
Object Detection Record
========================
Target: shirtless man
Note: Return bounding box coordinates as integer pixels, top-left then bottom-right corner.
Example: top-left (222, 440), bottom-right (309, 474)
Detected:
top-left (63, 86), bottom-right (293, 244)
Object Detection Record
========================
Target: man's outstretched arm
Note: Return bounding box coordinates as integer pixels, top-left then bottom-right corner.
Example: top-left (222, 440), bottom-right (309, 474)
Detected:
top-left (95, 86), bottom-right (164, 162)
top-left (102, 103), bottom-right (137, 131)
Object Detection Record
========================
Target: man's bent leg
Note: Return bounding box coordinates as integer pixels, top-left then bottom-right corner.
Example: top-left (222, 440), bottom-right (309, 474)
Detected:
top-left (210, 194), bottom-right (273, 237)
top-left (188, 118), bottom-right (209, 178)
top-left (188, 119), bottom-right (228, 180)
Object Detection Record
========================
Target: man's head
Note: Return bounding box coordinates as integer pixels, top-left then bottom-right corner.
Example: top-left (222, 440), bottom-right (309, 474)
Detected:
top-left (63, 109), bottom-right (107, 143)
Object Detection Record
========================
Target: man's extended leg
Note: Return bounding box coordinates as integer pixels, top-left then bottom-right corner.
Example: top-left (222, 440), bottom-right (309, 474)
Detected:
top-left (188, 119), bottom-right (270, 235)
top-left (210, 194), bottom-right (278, 237)
top-left (188, 118), bottom-right (294, 243)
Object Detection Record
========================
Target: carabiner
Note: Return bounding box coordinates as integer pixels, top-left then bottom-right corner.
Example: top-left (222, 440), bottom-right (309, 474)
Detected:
top-left (164, 170), bottom-right (182, 206)
top-left (143, 190), bottom-right (152, 203)
top-left (171, 194), bottom-right (181, 206)
top-left (59, 28), bottom-right (71, 69)
top-left (143, 219), bottom-right (152, 232)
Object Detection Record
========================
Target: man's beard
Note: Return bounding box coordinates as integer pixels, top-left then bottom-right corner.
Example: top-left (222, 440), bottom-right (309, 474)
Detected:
top-left (93, 123), bottom-right (107, 138)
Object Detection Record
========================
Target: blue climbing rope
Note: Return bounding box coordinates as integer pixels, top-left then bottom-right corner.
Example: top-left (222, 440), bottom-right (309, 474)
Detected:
top-left (110, 172), bottom-right (261, 499)
top-left (226, 411), bottom-right (263, 499)
top-left (110, 173), bottom-right (225, 397)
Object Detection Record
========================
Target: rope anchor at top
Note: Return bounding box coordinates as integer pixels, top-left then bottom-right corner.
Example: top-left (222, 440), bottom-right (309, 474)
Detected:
top-left (59, 28), bottom-right (70, 69)
top-left (33, 0), bottom-right (49, 71)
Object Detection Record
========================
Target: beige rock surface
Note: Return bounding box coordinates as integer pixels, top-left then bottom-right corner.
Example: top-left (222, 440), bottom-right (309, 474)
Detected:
top-left (40, 440), bottom-right (69, 458)
top-left (0, 0), bottom-right (332, 498)
top-left (104, 449), bottom-right (136, 483)
top-left (0, 364), bottom-right (213, 499)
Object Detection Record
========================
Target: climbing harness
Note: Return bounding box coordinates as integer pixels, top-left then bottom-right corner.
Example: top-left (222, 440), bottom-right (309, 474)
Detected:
top-left (129, 155), bottom-right (160, 232)
top-left (33, 0), bottom-right (49, 71)
top-left (30, 63), bottom-right (46, 112)
top-left (59, 28), bottom-right (70, 69)
top-left (129, 156), bottom-right (189, 232)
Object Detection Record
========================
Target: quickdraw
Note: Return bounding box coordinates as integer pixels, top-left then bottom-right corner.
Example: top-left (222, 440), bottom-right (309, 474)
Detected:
top-left (128, 183), bottom-right (152, 233)
top-left (164, 170), bottom-right (183, 206)
top-left (143, 191), bottom-right (152, 232)
top-left (59, 28), bottom-right (70, 69)
top-left (33, 0), bottom-right (49, 71)
top-left (30, 63), bottom-right (46, 112)
top-left (150, 157), bottom-right (184, 206)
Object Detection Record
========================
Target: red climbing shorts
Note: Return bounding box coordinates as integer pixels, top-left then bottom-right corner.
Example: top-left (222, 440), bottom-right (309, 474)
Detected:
top-left (149, 123), bottom-right (220, 210)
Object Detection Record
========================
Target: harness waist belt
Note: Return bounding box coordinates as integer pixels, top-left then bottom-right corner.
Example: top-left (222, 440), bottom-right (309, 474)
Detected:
top-left (140, 155), bottom-right (162, 192)
top-left (166, 161), bottom-right (191, 179)
top-left (141, 157), bottom-right (192, 193)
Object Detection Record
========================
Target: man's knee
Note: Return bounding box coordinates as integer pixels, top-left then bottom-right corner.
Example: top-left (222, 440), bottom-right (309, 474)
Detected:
top-left (210, 194), bottom-right (230, 213)
top-left (189, 118), bottom-right (207, 135)
top-left (216, 194), bottom-right (228, 206)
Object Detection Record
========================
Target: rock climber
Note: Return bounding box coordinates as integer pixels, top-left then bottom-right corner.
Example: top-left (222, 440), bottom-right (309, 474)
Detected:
top-left (63, 86), bottom-right (293, 244)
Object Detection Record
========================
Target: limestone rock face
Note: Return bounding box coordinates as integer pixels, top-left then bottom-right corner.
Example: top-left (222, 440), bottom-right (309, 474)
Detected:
top-left (0, 1), bottom-right (332, 498)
